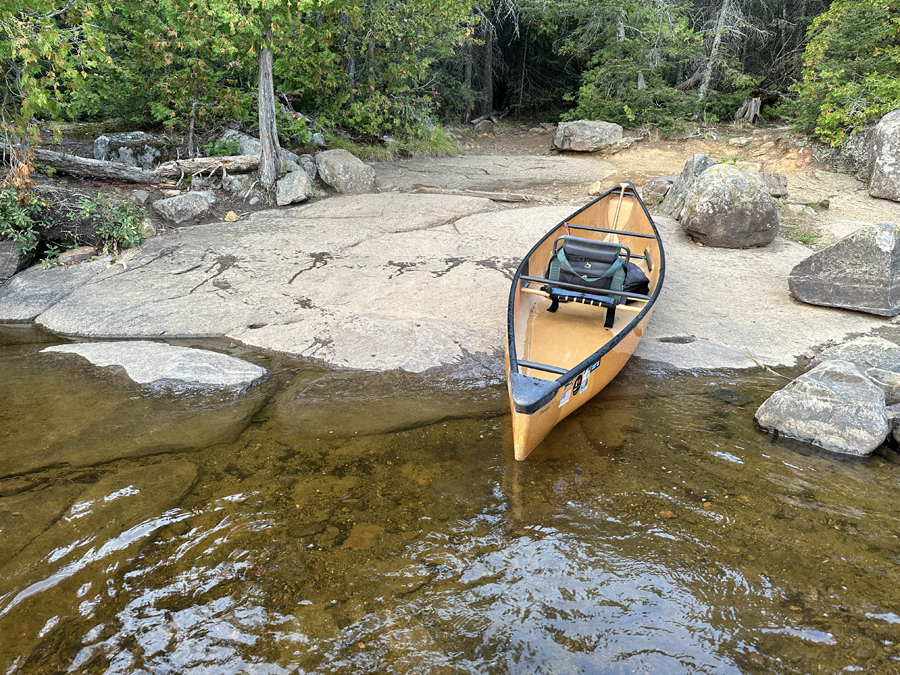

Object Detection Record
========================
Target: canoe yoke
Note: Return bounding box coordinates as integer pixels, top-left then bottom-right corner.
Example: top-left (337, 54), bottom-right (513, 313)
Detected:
top-left (545, 235), bottom-right (631, 328)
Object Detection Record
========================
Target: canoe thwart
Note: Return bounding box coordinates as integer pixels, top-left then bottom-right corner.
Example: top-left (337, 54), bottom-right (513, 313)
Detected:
top-left (516, 359), bottom-right (569, 376)
top-left (565, 223), bottom-right (657, 240)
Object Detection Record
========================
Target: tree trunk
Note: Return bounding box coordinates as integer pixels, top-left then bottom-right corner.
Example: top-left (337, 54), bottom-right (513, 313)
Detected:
top-left (186, 73), bottom-right (199, 159)
top-left (697, 0), bottom-right (730, 104)
top-left (258, 29), bottom-right (281, 191)
top-left (464, 38), bottom-right (473, 123)
top-left (483, 7), bottom-right (493, 116)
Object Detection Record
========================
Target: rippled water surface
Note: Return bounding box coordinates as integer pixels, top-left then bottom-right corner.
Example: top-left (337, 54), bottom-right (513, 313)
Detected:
top-left (3, 325), bottom-right (900, 674)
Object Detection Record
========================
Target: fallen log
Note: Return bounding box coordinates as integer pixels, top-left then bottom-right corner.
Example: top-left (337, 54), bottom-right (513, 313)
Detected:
top-left (33, 148), bottom-right (157, 183)
top-left (155, 155), bottom-right (260, 179)
top-left (31, 149), bottom-right (261, 184)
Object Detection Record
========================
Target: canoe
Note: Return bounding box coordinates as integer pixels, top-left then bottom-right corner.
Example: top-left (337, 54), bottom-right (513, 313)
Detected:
top-left (505, 182), bottom-right (665, 460)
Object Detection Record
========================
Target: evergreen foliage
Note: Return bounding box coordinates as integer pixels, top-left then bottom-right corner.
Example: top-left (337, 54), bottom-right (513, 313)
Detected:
top-left (789, 0), bottom-right (900, 145)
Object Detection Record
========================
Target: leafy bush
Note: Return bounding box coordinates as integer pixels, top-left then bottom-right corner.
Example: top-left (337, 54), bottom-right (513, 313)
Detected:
top-left (203, 138), bottom-right (240, 157)
top-left (77, 195), bottom-right (146, 252)
top-left (788, 0), bottom-right (900, 146)
top-left (0, 188), bottom-right (39, 255)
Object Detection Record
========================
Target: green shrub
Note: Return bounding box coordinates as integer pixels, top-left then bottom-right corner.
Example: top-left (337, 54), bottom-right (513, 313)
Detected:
top-left (0, 188), bottom-right (39, 255)
top-left (788, 0), bottom-right (900, 146)
top-left (78, 194), bottom-right (146, 252)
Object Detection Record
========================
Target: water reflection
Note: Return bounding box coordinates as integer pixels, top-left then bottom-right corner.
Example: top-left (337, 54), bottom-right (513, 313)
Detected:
top-left (2, 326), bottom-right (900, 673)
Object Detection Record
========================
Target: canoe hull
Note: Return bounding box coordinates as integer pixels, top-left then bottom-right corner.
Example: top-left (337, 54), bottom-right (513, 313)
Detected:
top-left (505, 183), bottom-right (664, 460)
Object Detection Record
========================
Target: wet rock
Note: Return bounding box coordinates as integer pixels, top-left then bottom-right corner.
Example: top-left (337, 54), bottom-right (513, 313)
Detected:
top-left (276, 170), bottom-right (314, 206)
top-left (94, 131), bottom-right (174, 169)
top-left (868, 109), bottom-right (900, 201)
top-left (789, 222), bottom-right (900, 316)
top-left (0, 461), bottom-right (197, 644)
top-left (152, 192), bottom-right (211, 224)
top-left (552, 120), bottom-right (623, 152)
top-left (660, 153), bottom-right (716, 219)
top-left (315, 149), bottom-right (376, 194)
top-left (0, 485), bottom-right (85, 567)
top-left (42, 340), bottom-right (266, 390)
top-left (755, 359), bottom-right (889, 456)
top-left (0, 239), bottom-right (27, 284)
top-left (680, 164), bottom-right (779, 248)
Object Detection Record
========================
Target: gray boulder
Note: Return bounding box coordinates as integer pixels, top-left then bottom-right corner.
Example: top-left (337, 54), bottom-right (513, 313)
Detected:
top-left (276, 170), bottom-right (314, 206)
top-left (297, 154), bottom-right (317, 183)
top-left (220, 129), bottom-right (262, 156)
top-left (868, 110), bottom-right (900, 200)
top-left (810, 336), bottom-right (900, 405)
top-left (0, 239), bottom-right (27, 284)
top-left (642, 177), bottom-right (674, 204)
top-left (759, 172), bottom-right (788, 198)
top-left (789, 221), bottom-right (900, 316)
top-left (94, 131), bottom-right (174, 169)
top-left (755, 359), bottom-right (889, 456)
top-left (43, 341), bottom-right (266, 391)
top-left (680, 164), bottom-right (779, 248)
top-left (315, 149), bottom-right (376, 194)
top-left (152, 192), bottom-right (211, 224)
top-left (660, 153), bottom-right (717, 218)
top-left (552, 120), bottom-right (623, 152)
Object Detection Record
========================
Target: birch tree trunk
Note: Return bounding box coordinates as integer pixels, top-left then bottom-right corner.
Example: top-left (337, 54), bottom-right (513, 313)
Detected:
top-left (697, 0), bottom-right (731, 103)
top-left (258, 28), bottom-right (281, 190)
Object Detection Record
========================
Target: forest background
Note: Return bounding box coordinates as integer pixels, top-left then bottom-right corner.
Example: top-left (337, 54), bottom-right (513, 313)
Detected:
top-left (2, 0), bottom-right (899, 186)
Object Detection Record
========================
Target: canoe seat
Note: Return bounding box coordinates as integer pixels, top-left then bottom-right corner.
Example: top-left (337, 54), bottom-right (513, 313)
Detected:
top-left (545, 235), bottom-right (631, 328)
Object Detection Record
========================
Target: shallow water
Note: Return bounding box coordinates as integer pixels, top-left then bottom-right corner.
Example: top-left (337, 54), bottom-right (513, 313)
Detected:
top-left (2, 325), bottom-right (900, 674)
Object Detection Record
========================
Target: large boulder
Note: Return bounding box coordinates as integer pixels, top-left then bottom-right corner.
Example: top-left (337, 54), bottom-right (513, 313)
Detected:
top-left (868, 109), bottom-right (900, 201)
top-left (315, 149), bottom-right (376, 194)
top-left (680, 164), bottom-right (779, 248)
top-left (755, 359), bottom-right (889, 456)
top-left (810, 336), bottom-right (900, 405)
top-left (94, 131), bottom-right (175, 169)
top-left (660, 153), bottom-right (716, 218)
top-left (152, 192), bottom-right (211, 224)
top-left (552, 120), bottom-right (623, 152)
top-left (789, 221), bottom-right (900, 316)
top-left (276, 170), bottom-right (315, 206)
top-left (219, 130), bottom-right (306, 173)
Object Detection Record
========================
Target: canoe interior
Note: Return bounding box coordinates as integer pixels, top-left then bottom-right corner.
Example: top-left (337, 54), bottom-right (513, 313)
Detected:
top-left (507, 184), bottom-right (664, 459)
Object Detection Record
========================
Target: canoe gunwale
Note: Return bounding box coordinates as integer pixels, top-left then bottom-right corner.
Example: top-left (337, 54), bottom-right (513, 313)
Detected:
top-left (506, 182), bottom-right (666, 416)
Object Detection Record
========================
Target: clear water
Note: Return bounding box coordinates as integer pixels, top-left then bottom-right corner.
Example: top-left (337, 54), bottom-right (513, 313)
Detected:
top-left (2, 325), bottom-right (900, 674)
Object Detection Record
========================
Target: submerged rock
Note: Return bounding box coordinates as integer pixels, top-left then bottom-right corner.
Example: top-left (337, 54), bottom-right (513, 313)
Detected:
top-left (755, 359), bottom-right (889, 456)
top-left (789, 222), bottom-right (900, 316)
top-left (42, 340), bottom-right (266, 390)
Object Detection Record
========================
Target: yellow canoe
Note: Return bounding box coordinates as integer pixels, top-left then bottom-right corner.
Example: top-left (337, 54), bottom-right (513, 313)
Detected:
top-left (505, 183), bottom-right (665, 460)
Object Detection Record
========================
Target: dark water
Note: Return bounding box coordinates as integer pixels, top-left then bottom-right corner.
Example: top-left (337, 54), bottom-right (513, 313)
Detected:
top-left (2, 325), bottom-right (900, 674)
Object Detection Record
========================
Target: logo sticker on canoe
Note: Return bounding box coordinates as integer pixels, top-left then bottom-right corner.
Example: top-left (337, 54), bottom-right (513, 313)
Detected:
top-left (590, 361), bottom-right (599, 372)
top-left (578, 368), bottom-right (590, 394)
top-left (559, 384), bottom-right (573, 407)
